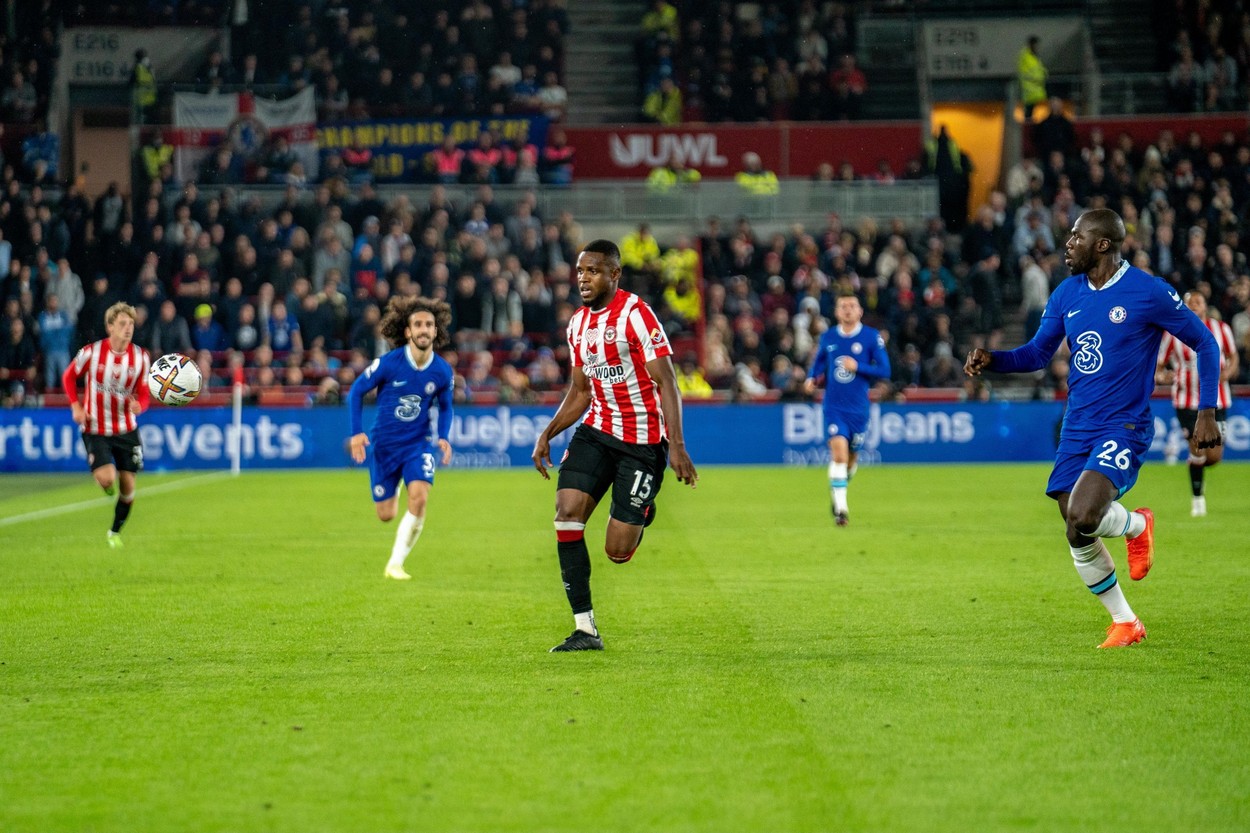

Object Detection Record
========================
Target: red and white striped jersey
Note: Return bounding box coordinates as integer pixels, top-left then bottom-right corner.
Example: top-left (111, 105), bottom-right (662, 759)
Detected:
top-left (567, 289), bottom-right (674, 445)
top-left (1159, 317), bottom-right (1236, 410)
top-left (63, 339), bottom-right (151, 435)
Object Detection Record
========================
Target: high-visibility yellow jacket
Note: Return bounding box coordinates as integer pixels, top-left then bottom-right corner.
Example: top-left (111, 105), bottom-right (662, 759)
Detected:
top-left (1017, 48), bottom-right (1047, 106)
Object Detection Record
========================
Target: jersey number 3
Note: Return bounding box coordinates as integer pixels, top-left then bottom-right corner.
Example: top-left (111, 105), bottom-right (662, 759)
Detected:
top-left (395, 393), bottom-right (424, 422)
top-left (1072, 331), bottom-right (1104, 375)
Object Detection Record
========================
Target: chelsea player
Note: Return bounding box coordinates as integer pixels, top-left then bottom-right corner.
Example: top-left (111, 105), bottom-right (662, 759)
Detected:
top-left (966, 209), bottom-right (1222, 648)
top-left (803, 292), bottom-right (891, 526)
top-left (348, 297), bottom-right (455, 580)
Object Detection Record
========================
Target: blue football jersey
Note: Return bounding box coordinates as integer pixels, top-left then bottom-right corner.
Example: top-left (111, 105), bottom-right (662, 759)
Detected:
top-left (992, 262), bottom-right (1219, 439)
top-left (348, 346), bottom-right (454, 448)
top-left (807, 322), bottom-right (891, 419)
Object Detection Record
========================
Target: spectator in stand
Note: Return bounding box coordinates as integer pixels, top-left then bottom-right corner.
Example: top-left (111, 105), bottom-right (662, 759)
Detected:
top-left (768, 57), bottom-right (799, 119)
top-left (735, 152), bottom-right (780, 196)
top-left (676, 354), bottom-right (714, 399)
top-left (1013, 209), bottom-right (1057, 260)
top-left (37, 292), bottom-right (74, 390)
top-left (828, 54), bottom-right (867, 118)
top-left (267, 298), bottom-right (303, 356)
top-left (3, 70), bottom-right (38, 124)
top-left (230, 302), bottom-right (261, 352)
top-left (466, 131), bottom-right (503, 184)
top-left (642, 76), bottom-right (682, 125)
top-left (537, 71), bottom-right (568, 122)
top-left (1017, 36), bottom-right (1048, 121)
top-left (0, 316), bottom-right (36, 401)
top-left (191, 303), bottom-right (228, 352)
top-left (540, 129), bottom-right (575, 185)
top-left (1033, 97), bottom-right (1076, 161)
top-left (621, 222), bottom-right (664, 296)
top-left (481, 274), bottom-right (522, 335)
top-left (1168, 45), bottom-right (1205, 113)
top-left (341, 137), bottom-right (373, 184)
top-left (151, 299), bottom-right (193, 357)
top-left (662, 276), bottom-right (702, 335)
top-left (428, 134), bottom-right (466, 185)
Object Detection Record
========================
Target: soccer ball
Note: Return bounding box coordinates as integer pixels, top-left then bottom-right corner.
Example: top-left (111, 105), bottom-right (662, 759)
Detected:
top-left (148, 353), bottom-right (203, 406)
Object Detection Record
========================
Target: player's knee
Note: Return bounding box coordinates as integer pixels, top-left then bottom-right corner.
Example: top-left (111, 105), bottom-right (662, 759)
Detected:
top-left (606, 545), bottom-right (635, 564)
top-left (376, 505), bottom-right (397, 522)
top-left (95, 473), bottom-right (115, 491)
top-left (1068, 505), bottom-right (1103, 536)
top-left (407, 496), bottom-right (428, 517)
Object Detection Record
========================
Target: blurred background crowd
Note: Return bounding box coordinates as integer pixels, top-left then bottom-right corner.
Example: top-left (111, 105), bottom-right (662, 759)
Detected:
top-left (3, 0), bottom-right (1250, 409)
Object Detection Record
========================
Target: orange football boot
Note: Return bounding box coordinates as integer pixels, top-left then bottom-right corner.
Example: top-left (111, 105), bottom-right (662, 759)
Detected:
top-left (1098, 618), bottom-right (1146, 648)
top-left (1126, 507), bottom-right (1154, 580)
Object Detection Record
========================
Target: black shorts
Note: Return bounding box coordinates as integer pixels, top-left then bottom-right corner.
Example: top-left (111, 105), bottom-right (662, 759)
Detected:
top-left (83, 430), bottom-right (144, 473)
top-left (557, 424), bottom-right (667, 526)
top-left (1176, 408), bottom-right (1228, 439)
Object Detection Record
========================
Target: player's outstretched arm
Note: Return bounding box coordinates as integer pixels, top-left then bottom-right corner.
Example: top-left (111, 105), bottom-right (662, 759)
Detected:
top-left (532, 368), bottom-right (591, 479)
top-left (349, 432), bottom-right (369, 463)
top-left (648, 354), bottom-right (698, 488)
top-left (964, 348), bottom-right (993, 376)
top-left (1192, 409), bottom-right (1223, 450)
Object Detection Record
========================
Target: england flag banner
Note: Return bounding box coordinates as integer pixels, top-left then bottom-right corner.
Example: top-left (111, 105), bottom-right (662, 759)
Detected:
top-left (171, 87), bottom-right (319, 183)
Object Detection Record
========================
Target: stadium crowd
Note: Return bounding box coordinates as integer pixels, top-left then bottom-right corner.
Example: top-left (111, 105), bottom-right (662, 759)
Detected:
top-left (5, 1), bottom-right (1250, 409)
top-left (5, 115), bottom-right (1250, 409)
top-left (637, 0), bottom-right (866, 123)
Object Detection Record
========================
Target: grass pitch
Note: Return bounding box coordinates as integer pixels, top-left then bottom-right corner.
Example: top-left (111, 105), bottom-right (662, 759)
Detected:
top-left (1, 462), bottom-right (1248, 833)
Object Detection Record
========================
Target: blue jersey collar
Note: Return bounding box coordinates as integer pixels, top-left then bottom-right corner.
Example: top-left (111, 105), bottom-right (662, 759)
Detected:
top-left (1087, 260), bottom-right (1130, 291)
top-left (837, 322), bottom-right (863, 338)
top-left (405, 344), bottom-right (435, 371)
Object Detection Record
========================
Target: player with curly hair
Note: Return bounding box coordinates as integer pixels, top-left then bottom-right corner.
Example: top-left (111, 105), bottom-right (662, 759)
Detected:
top-left (348, 297), bottom-right (455, 580)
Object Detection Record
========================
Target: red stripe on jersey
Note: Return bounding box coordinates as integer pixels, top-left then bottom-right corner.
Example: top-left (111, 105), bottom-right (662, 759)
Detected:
top-left (69, 340), bottom-right (149, 435)
top-left (565, 290), bottom-right (673, 445)
top-left (1160, 319), bottom-right (1234, 410)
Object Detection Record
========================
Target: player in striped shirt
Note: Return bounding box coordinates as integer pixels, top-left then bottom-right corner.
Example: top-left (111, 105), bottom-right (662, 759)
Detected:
top-left (532, 239), bottom-right (698, 652)
top-left (1155, 291), bottom-right (1239, 517)
top-left (62, 302), bottom-right (151, 549)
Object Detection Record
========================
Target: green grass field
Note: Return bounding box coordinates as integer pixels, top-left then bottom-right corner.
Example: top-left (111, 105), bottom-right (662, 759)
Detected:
top-left (2, 462), bottom-right (1248, 833)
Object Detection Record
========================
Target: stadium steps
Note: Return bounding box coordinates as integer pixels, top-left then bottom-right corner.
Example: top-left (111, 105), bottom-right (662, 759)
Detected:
top-left (1086, 0), bottom-right (1159, 73)
top-left (565, 1), bottom-right (640, 124)
top-left (861, 66), bottom-right (923, 121)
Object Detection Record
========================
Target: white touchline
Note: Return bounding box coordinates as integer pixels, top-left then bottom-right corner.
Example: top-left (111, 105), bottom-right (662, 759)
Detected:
top-left (0, 471), bottom-right (234, 528)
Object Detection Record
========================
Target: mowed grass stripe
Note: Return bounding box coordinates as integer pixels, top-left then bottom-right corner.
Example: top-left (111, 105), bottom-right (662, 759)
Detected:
top-left (0, 464), bottom-right (1247, 832)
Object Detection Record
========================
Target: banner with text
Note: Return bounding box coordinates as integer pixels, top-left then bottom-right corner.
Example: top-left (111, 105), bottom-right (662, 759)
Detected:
top-left (316, 116), bottom-right (550, 183)
top-left (171, 88), bottom-right (319, 183)
top-left (923, 18), bottom-right (1085, 78)
top-left (5, 401), bottom-right (1248, 473)
top-left (561, 123), bottom-right (922, 180)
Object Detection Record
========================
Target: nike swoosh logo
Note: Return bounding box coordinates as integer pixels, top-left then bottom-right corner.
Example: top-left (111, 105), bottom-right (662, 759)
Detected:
top-left (1067, 310), bottom-right (1080, 318)
top-left (392, 380), bottom-right (406, 386)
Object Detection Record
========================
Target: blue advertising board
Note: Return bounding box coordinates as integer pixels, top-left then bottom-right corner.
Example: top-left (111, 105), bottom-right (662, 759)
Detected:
top-left (2, 401), bottom-right (1248, 473)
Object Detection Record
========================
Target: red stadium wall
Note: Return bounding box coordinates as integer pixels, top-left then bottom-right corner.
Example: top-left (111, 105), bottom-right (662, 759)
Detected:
top-left (561, 122), bottom-right (924, 179)
top-left (1071, 113), bottom-right (1250, 149)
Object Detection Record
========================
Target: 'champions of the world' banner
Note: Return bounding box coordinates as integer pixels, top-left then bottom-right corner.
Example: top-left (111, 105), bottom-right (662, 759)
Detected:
top-left (316, 115), bottom-right (549, 182)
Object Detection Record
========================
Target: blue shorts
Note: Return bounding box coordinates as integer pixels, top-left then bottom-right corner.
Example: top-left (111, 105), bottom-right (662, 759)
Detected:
top-left (824, 408), bottom-right (868, 452)
top-left (370, 440), bottom-right (438, 502)
top-left (1046, 427), bottom-right (1150, 499)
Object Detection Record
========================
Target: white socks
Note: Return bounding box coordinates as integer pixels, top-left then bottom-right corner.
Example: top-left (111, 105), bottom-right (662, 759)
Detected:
top-left (388, 512), bottom-right (424, 569)
top-left (828, 462), bottom-right (848, 514)
top-left (1090, 502), bottom-right (1146, 539)
top-left (574, 610), bottom-right (597, 635)
top-left (1070, 540), bottom-right (1136, 623)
